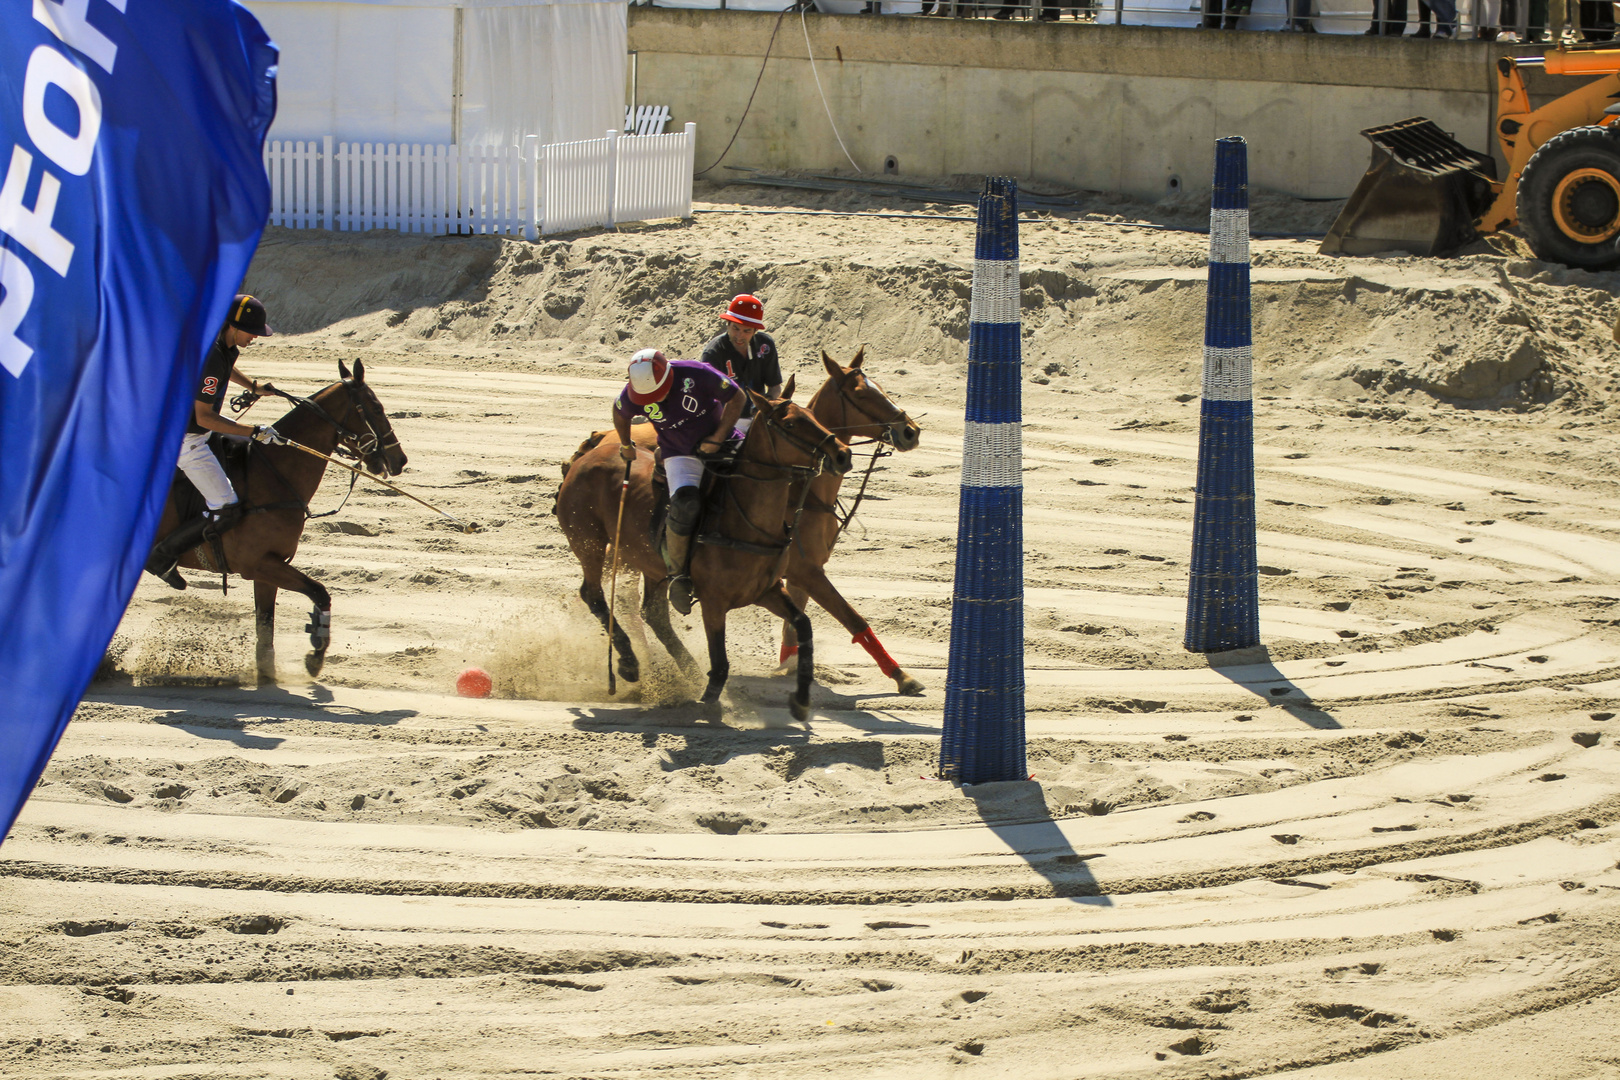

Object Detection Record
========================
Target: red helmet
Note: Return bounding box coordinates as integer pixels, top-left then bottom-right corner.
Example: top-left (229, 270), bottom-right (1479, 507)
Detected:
top-left (721, 294), bottom-right (764, 328)
top-left (626, 348), bottom-right (671, 405)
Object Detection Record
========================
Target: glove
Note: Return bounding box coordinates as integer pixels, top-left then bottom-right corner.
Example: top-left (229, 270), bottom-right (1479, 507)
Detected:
top-left (252, 425), bottom-right (285, 446)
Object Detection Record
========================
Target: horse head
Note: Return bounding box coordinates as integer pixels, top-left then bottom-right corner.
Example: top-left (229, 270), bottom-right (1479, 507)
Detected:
top-left (819, 347), bottom-right (921, 452)
top-left (745, 375), bottom-right (853, 477)
top-left (328, 358), bottom-right (408, 476)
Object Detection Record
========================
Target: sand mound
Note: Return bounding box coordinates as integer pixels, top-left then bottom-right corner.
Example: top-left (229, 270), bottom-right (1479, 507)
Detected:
top-left (246, 184), bottom-right (1620, 411)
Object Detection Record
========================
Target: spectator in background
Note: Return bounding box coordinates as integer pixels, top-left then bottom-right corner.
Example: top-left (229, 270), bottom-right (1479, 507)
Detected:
top-left (1202, 0), bottom-right (1251, 29)
top-left (1364, 0), bottom-right (1408, 34)
top-left (1427, 0), bottom-right (1456, 35)
top-left (1411, 0), bottom-right (1433, 35)
top-left (1284, 0), bottom-right (1316, 30)
top-left (1476, 0), bottom-right (1500, 38)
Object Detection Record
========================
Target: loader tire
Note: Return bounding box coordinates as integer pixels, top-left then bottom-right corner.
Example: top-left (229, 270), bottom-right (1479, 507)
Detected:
top-left (1518, 126), bottom-right (1620, 271)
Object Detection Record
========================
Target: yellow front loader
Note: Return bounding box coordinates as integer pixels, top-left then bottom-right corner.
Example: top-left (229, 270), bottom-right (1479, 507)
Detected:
top-left (1322, 48), bottom-right (1620, 270)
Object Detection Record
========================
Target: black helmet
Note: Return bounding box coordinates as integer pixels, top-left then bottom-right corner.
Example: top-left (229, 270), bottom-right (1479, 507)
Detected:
top-left (227, 294), bottom-right (274, 337)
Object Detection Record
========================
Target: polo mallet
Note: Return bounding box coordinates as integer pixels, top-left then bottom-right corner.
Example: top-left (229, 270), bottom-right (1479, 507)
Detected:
top-left (606, 453), bottom-right (633, 695)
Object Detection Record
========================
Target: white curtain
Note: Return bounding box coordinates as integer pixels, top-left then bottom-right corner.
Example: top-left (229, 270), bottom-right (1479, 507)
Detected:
top-left (245, 1), bottom-right (456, 144)
top-left (459, 1), bottom-right (627, 147)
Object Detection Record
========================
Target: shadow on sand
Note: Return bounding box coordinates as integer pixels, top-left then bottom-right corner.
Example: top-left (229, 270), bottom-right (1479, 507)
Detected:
top-left (1204, 646), bottom-right (1343, 729)
top-left (961, 780), bottom-right (1114, 907)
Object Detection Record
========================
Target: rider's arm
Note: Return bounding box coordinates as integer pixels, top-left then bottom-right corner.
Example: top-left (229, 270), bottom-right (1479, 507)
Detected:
top-left (699, 391), bottom-right (745, 454)
top-left (194, 400), bottom-right (258, 438)
top-left (765, 382), bottom-right (783, 399)
top-left (229, 366), bottom-right (272, 397)
top-left (613, 402), bottom-right (636, 461)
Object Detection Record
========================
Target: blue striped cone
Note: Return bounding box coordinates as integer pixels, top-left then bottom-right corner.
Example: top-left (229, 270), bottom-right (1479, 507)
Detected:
top-left (1185, 137), bottom-right (1259, 654)
top-left (941, 176), bottom-right (1026, 786)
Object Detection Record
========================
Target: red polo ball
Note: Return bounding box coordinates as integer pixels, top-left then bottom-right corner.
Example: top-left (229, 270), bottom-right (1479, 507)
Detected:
top-left (456, 667), bottom-right (493, 699)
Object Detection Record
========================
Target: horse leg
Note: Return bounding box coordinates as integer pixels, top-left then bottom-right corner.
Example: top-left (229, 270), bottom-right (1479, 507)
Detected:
top-left (579, 580), bottom-right (640, 685)
top-left (698, 600), bottom-right (730, 706)
top-left (776, 583), bottom-right (812, 675)
top-left (756, 584), bottom-right (813, 723)
top-left (253, 580), bottom-right (279, 685)
top-left (642, 577), bottom-right (699, 675)
top-left (246, 558), bottom-right (331, 678)
top-left (790, 564), bottom-right (924, 695)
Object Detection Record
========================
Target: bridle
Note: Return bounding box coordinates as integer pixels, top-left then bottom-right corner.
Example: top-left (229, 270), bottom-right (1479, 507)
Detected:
top-left (731, 403), bottom-right (844, 483)
top-left (822, 371), bottom-right (915, 449)
top-left (262, 381), bottom-right (398, 468)
top-left (808, 371), bottom-right (918, 536)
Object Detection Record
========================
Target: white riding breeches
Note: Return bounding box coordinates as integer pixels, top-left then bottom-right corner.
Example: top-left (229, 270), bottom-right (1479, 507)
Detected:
top-left (176, 431), bottom-right (238, 510)
top-left (664, 454), bottom-right (705, 493)
top-left (733, 417), bottom-right (752, 437)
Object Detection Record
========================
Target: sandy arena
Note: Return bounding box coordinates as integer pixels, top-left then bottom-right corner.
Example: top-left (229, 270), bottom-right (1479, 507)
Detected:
top-left (4, 178), bottom-right (1620, 1078)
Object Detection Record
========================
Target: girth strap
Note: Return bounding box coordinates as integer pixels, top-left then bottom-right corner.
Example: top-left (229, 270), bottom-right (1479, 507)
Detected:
top-left (696, 532), bottom-right (787, 557)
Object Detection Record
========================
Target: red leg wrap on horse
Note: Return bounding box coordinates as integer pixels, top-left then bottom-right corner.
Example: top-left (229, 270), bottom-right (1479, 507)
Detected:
top-left (779, 642), bottom-right (799, 667)
top-left (852, 628), bottom-right (900, 678)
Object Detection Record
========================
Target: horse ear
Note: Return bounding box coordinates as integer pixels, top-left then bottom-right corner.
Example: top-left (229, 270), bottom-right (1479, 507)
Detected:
top-left (353, 358), bottom-right (366, 383)
top-left (822, 351), bottom-right (842, 380)
top-left (781, 373), bottom-right (796, 401)
top-left (850, 346), bottom-right (866, 370)
top-left (338, 359), bottom-right (351, 381)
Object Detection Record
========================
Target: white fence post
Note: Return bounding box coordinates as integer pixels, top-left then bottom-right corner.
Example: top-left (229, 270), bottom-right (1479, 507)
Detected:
top-left (321, 135), bottom-right (334, 230)
top-left (605, 129), bottom-right (619, 229)
top-left (682, 122), bottom-right (696, 219)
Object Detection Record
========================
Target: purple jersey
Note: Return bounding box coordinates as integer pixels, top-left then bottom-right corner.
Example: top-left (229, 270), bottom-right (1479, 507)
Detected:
top-left (615, 359), bottom-right (740, 458)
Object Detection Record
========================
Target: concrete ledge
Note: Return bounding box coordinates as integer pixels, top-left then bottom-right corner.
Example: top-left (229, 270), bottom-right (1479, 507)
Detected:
top-left (630, 8), bottom-right (1600, 199)
top-left (632, 8), bottom-right (1501, 92)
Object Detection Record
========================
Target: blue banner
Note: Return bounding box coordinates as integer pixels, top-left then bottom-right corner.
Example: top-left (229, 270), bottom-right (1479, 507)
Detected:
top-left (0, 1), bottom-right (276, 843)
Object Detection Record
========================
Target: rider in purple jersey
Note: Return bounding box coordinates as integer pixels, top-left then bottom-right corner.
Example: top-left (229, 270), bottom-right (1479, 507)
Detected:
top-left (613, 349), bottom-right (744, 615)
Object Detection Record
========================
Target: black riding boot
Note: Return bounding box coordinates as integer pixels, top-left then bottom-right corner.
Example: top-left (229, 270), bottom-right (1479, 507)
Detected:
top-left (144, 503), bottom-right (245, 590)
top-left (665, 529), bottom-right (695, 616)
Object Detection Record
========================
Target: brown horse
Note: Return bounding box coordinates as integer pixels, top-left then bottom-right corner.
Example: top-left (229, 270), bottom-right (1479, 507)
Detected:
top-left (777, 348), bottom-right (925, 694)
top-left (575, 349), bottom-right (924, 694)
top-left (555, 380), bottom-right (852, 720)
top-left (153, 359), bottom-right (407, 682)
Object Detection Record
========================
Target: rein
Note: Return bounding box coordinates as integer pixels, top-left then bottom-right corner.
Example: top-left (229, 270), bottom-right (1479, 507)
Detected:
top-left (697, 409), bottom-right (838, 579)
top-left (804, 373), bottom-right (911, 539)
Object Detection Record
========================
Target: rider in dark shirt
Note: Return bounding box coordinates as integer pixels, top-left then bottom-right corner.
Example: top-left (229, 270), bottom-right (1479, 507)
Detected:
top-left (144, 295), bottom-right (286, 589)
top-left (698, 294), bottom-right (782, 428)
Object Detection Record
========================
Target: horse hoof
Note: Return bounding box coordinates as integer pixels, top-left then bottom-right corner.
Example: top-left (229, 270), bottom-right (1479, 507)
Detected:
top-left (789, 694), bottom-right (810, 722)
top-left (617, 661), bottom-right (641, 683)
top-left (700, 684), bottom-right (723, 704)
top-left (896, 672), bottom-right (926, 696)
top-left (256, 666), bottom-right (278, 687)
top-left (771, 662), bottom-right (794, 678)
top-left (304, 651), bottom-right (326, 677)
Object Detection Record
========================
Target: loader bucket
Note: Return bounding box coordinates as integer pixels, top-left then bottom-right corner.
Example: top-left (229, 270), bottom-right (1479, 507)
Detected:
top-left (1320, 118), bottom-right (1499, 258)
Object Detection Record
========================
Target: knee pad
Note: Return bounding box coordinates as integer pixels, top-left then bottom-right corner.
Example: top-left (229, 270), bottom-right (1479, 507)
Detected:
top-left (668, 486), bottom-right (701, 536)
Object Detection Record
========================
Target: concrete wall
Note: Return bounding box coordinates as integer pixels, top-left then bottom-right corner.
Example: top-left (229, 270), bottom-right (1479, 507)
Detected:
top-left (629, 8), bottom-right (1541, 200)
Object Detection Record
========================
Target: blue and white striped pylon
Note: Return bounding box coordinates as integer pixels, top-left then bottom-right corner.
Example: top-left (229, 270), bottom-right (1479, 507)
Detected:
top-left (940, 176), bottom-right (1026, 786)
top-left (1185, 137), bottom-right (1260, 653)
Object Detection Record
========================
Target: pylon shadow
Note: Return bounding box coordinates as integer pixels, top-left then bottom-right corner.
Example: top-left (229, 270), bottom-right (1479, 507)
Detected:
top-left (1203, 646), bottom-right (1343, 729)
top-left (961, 780), bottom-right (1114, 906)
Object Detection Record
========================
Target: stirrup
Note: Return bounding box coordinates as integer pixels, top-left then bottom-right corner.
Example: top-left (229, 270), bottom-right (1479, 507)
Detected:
top-left (668, 574), bottom-right (695, 616)
top-left (144, 545), bottom-right (189, 590)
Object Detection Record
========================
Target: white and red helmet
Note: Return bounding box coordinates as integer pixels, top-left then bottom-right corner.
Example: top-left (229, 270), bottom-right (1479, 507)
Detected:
top-left (626, 348), bottom-right (672, 405)
top-left (721, 294), bottom-right (764, 328)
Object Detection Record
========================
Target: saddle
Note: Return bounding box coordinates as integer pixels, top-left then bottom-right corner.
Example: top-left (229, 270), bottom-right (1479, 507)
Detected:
top-left (169, 434), bottom-right (253, 525)
top-left (647, 437), bottom-right (742, 557)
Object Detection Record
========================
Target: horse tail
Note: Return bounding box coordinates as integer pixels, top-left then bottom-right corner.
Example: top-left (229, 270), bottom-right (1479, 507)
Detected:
top-left (559, 430), bottom-right (612, 479)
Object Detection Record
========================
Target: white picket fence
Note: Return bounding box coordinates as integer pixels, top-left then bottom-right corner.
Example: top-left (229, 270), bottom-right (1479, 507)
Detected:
top-left (263, 123), bottom-right (697, 238)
